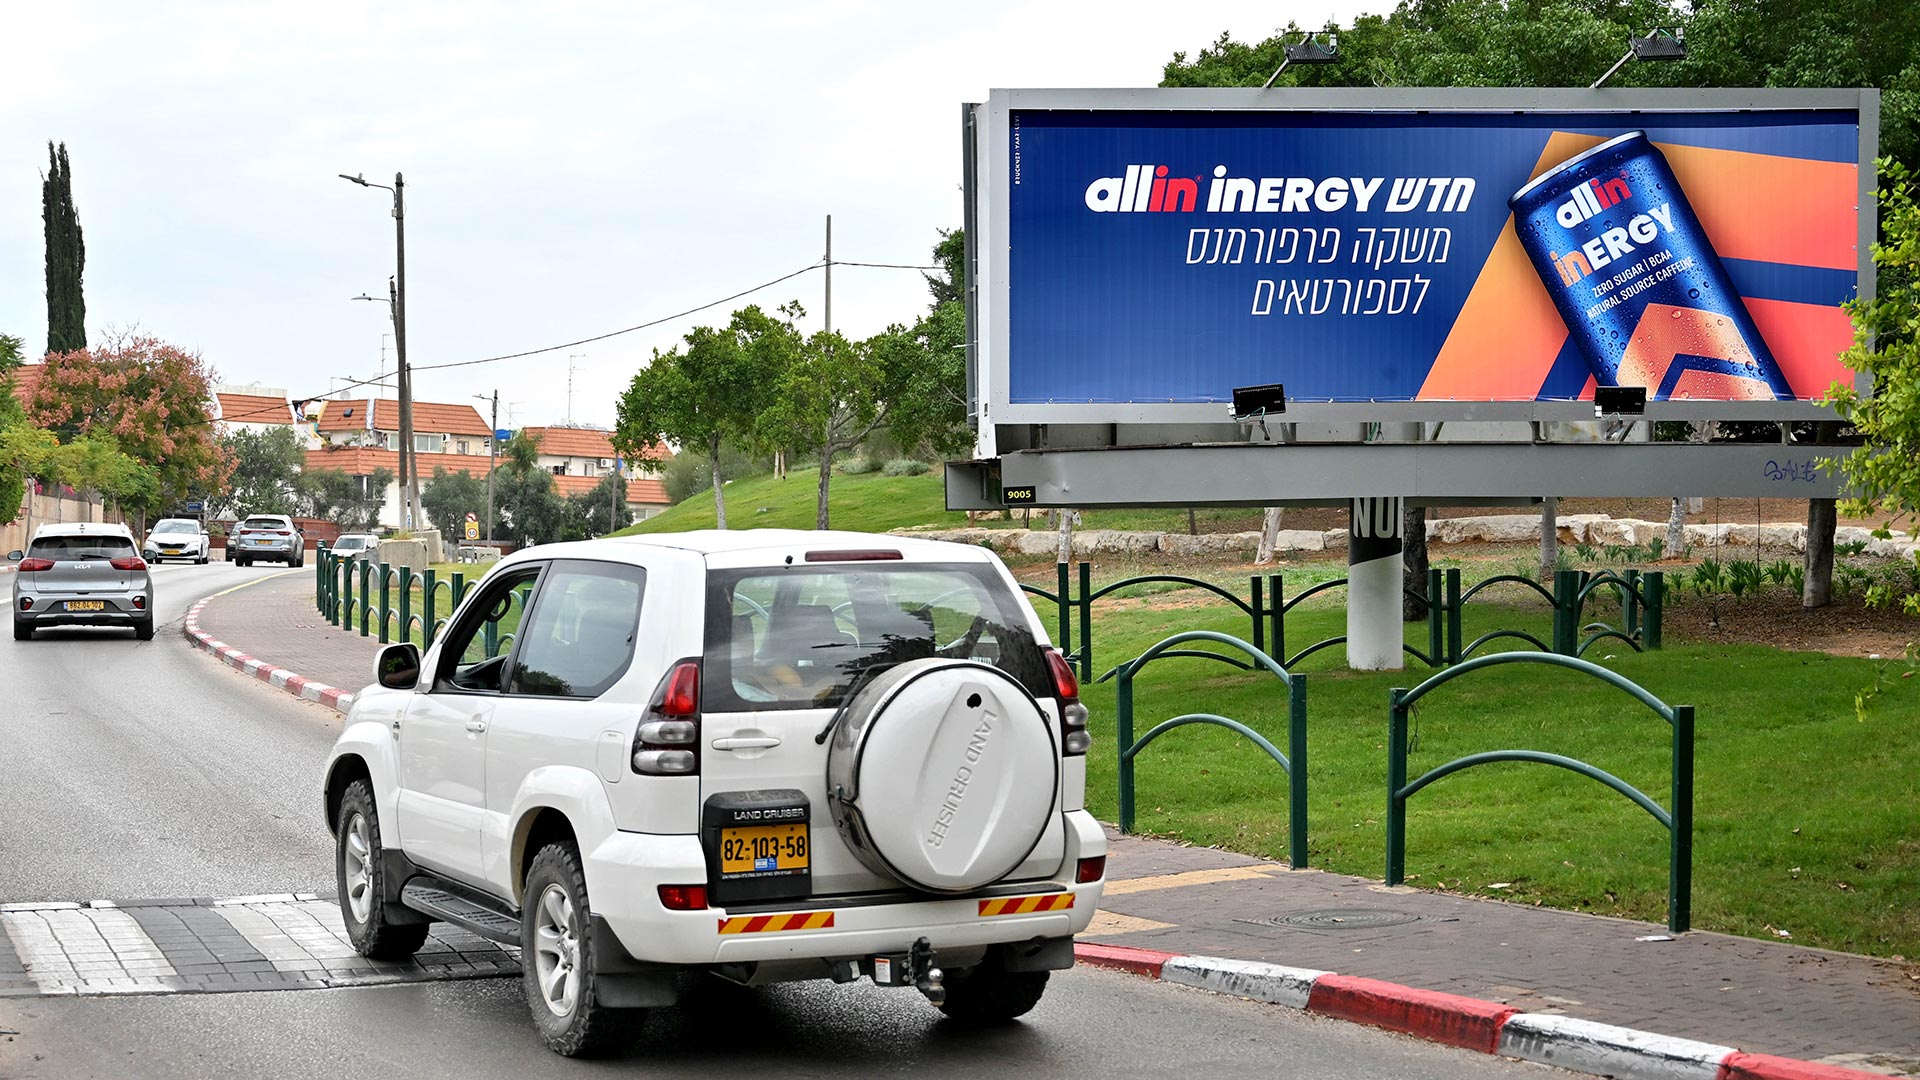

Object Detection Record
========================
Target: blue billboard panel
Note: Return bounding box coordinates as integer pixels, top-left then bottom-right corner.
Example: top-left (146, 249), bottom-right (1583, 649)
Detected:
top-left (1006, 109), bottom-right (1859, 405)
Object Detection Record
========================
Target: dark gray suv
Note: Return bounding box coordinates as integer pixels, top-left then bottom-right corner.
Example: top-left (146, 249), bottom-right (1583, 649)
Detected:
top-left (8, 523), bottom-right (155, 641)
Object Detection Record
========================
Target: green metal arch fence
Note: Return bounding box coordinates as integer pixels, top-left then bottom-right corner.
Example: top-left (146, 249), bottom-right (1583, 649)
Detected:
top-left (1385, 650), bottom-right (1694, 932)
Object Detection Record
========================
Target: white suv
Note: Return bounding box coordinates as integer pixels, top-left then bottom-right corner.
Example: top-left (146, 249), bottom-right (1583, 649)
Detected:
top-left (321, 530), bottom-right (1103, 1057)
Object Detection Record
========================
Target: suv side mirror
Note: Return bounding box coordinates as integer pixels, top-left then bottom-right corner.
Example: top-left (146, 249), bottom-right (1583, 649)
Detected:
top-left (376, 642), bottom-right (422, 690)
top-left (5, 550), bottom-right (21, 562)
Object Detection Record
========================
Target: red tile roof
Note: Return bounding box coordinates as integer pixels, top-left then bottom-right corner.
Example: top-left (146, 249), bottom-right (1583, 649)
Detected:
top-left (552, 472), bottom-right (670, 505)
top-left (520, 426), bottom-right (670, 462)
top-left (6, 363), bottom-right (43, 408)
top-left (303, 446), bottom-right (669, 506)
top-left (314, 398), bottom-right (492, 437)
top-left (217, 392), bottom-right (297, 426)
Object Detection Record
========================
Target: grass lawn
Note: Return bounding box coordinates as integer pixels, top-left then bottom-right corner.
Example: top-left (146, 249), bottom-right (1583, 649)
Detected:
top-left (616, 471), bottom-right (955, 535)
top-left (1058, 588), bottom-right (1917, 958)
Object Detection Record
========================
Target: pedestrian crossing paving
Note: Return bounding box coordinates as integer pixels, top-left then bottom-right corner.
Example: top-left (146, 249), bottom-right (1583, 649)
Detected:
top-left (0, 895), bottom-right (518, 997)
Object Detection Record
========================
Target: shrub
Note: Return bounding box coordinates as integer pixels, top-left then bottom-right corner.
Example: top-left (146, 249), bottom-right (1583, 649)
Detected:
top-left (840, 457), bottom-right (881, 475)
top-left (881, 458), bottom-right (931, 477)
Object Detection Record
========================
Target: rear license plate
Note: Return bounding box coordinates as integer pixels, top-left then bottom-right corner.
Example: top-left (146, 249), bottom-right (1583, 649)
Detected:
top-left (719, 824), bottom-right (809, 876)
top-left (65, 601), bottom-right (106, 612)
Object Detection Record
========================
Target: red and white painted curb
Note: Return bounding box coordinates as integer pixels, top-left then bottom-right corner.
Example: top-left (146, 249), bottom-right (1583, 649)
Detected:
top-left (183, 597), bottom-right (355, 715)
top-left (1073, 944), bottom-right (1886, 1080)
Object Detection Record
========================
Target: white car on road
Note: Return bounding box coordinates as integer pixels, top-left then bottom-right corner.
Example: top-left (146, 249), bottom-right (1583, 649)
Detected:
top-left (322, 530), bottom-right (1103, 1056)
top-left (142, 518), bottom-right (211, 564)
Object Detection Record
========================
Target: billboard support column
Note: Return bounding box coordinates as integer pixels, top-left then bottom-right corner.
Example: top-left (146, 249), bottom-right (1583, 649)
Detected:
top-left (1348, 497), bottom-right (1404, 671)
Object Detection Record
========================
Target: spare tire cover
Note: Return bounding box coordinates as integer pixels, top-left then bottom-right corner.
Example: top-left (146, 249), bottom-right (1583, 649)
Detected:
top-left (827, 658), bottom-right (1059, 894)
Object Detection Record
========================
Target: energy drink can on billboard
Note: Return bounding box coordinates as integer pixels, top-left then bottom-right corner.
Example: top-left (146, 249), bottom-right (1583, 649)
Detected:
top-left (1510, 131), bottom-right (1792, 401)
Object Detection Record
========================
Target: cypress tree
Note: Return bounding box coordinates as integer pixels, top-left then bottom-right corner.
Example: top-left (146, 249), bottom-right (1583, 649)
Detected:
top-left (42, 142), bottom-right (86, 355)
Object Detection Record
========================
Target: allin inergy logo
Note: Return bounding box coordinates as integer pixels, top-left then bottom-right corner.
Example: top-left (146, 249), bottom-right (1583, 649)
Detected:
top-left (1084, 166), bottom-right (1474, 215)
top-left (1555, 170), bottom-right (1633, 226)
top-left (1084, 165), bottom-right (1200, 213)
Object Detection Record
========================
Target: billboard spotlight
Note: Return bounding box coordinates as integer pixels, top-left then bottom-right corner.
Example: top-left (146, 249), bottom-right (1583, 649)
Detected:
top-left (1232, 383), bottom-right (1288, 419)
top-left (1592, 26), bottom-right (1687, 88)
top-left (1593, 386), bottom-right (1648, 416)
top-left (1263, 30), bottom-right (1341, 89)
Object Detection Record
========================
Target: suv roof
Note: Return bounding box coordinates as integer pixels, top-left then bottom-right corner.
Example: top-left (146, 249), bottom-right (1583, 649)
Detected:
top-left (601, 529), bottom-right (991, 559)
top-left (31, 522), bottom-right (136, 541)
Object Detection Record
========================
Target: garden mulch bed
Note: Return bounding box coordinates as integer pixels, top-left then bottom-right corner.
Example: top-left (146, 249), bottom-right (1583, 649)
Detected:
top-left (1664, 590), bottom-right (1919, 659)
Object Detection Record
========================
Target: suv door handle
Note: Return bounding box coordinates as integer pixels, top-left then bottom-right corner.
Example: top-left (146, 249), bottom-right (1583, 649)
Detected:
top-left (712, 736), bottom-right (780, 751)
top-left (466, 720), bottom-right (489, 734)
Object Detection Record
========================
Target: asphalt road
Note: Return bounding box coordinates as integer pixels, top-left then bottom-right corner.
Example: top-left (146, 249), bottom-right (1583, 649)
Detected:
top-left (0, 561), bottom-right (1571, 1080)
top-left (0, 966), bottom-right (1565, 1080)
top-left (1, 561), bottom-right (342, 901)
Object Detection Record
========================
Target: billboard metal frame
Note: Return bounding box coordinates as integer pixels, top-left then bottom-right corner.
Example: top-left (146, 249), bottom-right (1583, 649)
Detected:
top-left (968, 88), bottom-right (1878, 437)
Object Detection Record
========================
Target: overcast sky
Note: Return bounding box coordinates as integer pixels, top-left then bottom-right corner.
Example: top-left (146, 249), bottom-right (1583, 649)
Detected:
top-left (4, 2), bottom-right (1377, 430)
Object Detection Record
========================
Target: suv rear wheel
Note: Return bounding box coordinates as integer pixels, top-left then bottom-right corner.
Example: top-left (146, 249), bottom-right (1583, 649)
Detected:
top-left (522, 842), bottom-right (634, 1057)
top-left (335, 780), bottom-right (430, 960)
top-left (936, 962), bottom-right (1050, 1024)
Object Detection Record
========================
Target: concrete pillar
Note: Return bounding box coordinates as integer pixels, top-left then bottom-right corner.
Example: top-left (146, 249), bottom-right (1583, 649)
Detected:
top-left (1348, 496), bottom-right (1405, 671)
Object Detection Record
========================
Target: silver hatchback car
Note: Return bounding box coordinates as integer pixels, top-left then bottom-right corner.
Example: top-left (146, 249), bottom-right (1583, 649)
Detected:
top-left (8, 523), bottom-right (155, 641)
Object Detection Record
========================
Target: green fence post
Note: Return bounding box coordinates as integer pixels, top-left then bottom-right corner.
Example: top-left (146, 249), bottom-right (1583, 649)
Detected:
top-left (398, 566), bottom-right (414, 647)
top-left (450, 572), bottom-right (466, 615)
top-left (1288, 674), bottom-right (1309, 869)
top-left (1623, 568), bottom-right (1641, 642)
top-left (1426, 567), bottom-right (1443, 667)
top-left (1670, 704), bottom-right (1694, 933)
top-left (314, 546), bottom-right (327, 615)
top-left (1054, 561), bottom-right (1071, 669)
top-left (358, 561), bottom-right (374, 636)
top-left (1644, 572), bottom-right (1664, 650)
top-left (1552, 570), bottom-right (1581, 656)
top-left (1272, 577), bottom-right (1286, 667)
top-left (1251, 575), bottom-right (1266, 659)
top-left (340, 559), bottom-right (354, 631)
top-left (421, 569), bottom-right (438, 648)
top-left (1386, 691), bottom-right (1409, 885)
top-left (377, 567), bottom-right (391, 645)
top-left (1116, 665), bottom-right (1136, 834)
top-left (1445, 568), bottom-right (1463, 665)
top-left (1078, 561), bottom-right (1092, 683)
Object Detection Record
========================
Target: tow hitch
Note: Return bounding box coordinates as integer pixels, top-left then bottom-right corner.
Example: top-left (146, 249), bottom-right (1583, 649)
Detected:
top-left (867, 936), bottom-right (944, 1005)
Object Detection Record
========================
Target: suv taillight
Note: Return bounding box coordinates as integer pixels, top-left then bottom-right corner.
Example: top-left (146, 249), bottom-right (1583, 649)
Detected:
top-left (1047, 650), bottom-right (1091, 756)
top-left (110, 556), bottom-right (148, 571)
top-left (17, 558), bottom-right (53, 572)
top-left (633, 659), bottom-right (701, 775)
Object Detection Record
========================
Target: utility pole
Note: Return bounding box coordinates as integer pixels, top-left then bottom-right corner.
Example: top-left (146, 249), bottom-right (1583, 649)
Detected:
top-left (476, 391), bottom-right (498, 545)
top-left (824, 214), bottom-right (832, 335)
top-left (393, 173), bottom-right (418, 533)
top-left (388, 276), bottom-right (411, 531)
top-left (566, 354), bottom-right (586, 426)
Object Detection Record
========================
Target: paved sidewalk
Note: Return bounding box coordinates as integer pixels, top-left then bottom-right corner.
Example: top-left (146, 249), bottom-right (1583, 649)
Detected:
top-left (191, 573), bottom-right (1920, 1075)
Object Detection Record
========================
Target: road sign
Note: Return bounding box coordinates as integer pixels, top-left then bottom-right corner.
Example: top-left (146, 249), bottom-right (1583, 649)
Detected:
top-left (464, 512), bottom-right (479, 541)
top-left (184, 500), bottom-right (205, 514)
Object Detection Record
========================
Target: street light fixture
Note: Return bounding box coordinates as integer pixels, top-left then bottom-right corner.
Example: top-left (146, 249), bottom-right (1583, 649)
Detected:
top-left (1263, 29), bottom-right (1341, 89)
top-left (339, 170), bottom-right (419, 534)
top-left (1590, 26), bottom-right (1687, 88)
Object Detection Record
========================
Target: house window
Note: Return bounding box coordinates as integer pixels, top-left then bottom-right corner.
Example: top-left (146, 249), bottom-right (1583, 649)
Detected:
top-left (414, 433), bottom-right (445, 454)
top-left (457, 440), bottom-right (470, 455)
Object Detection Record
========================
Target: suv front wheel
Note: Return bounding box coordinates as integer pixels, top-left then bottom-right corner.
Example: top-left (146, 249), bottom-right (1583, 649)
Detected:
top-left (335, 780), bottom-right (430, 960)
top-left (522, 842), bottom-right (634, 1057)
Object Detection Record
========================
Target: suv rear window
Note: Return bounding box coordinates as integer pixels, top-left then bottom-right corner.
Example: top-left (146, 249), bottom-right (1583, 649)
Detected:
top-left (30, 535), bottom-right (137, 559)
top-left (241, 517), bottom-right (290, 530)
top-left (703, 562), bottom-right (1049, 712)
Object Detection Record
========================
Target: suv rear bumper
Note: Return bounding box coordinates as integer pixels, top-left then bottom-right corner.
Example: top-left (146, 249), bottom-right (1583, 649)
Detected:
top-left (586, 809), bottom-right (1107, 967)
top-left (14, 594), bottom-right (150, 627)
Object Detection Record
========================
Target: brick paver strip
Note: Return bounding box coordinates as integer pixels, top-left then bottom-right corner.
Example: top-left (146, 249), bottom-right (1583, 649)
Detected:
top-left (1089, 833), bottom-right (1919, 1071)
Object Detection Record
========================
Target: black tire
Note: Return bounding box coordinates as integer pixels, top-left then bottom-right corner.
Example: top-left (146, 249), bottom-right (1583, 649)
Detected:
top-left (937, 962), bottom-right (1050, 1024)
top-left (522, 842), bottom-right (634, 1057)
top-left (335, 780), bottom-right (430, 960)
top-left (134, 618), bottom-right (154, 642)
top-left (12, 621), bottom-right (30, 642)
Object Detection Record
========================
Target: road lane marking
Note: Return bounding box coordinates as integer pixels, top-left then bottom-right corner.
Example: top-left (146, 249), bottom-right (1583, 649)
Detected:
top-left (1102, 866), bottom-right (1285, 896)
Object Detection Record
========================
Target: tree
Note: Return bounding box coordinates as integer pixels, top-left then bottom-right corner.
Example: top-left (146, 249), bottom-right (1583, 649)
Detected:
top-left (760, 326), bottom-right (891, 529)
top-left (0, 333), bottom-right (24, 523)
top-left (212, 426), bottom-right (305, 519)
top-left (887, 236), bottom-right (974, 460)
top-left (613, 306), bottom-right (791, 529)
top-left (1828, 159), bottom-right (1920, 614)
top-left (562, 472), bottom-right (631, 540)
top-left (299, 467), bottom-right (393, 533)
top-left (42, 142), bottom-right (86, 355)
top-left (24, 334), bottom-right (231, 514)
top-left (494, 432), bottom-right (566, 545)
top-left (421, 468), bottom-right (490, 542)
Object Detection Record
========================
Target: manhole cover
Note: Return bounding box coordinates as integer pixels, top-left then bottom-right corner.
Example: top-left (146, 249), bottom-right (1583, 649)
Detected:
top-left (1238, 909), bottom-right (1425, 930)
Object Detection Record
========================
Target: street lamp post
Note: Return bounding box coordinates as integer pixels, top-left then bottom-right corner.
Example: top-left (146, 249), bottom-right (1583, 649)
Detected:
top-left (339, 171), bottom-right (420, 533)
top-left (474, 391), bottom-right (498, 545)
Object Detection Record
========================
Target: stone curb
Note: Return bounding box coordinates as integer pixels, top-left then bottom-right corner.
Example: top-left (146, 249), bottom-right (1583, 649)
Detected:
top-left (183, 596), bottom-right (356, 715)
top-left (1075, 944), bottom-right (1885, 1080)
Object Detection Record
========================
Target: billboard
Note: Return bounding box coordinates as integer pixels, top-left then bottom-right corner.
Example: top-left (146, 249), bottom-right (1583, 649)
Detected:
top-left (973, 89), bottom-right (1876, 426)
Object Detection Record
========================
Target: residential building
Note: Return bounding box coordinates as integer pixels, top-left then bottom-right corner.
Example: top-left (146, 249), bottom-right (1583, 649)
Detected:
top-left (303, 397), bottom-right (495, 529)
top-left (517, 425), bottom-right (673, 521)
top-left (211, 383), bottom-right (301, 435)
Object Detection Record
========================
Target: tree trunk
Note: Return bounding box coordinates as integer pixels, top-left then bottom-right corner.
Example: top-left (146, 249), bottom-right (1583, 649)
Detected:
top-left (1803, 420), bottom-right (1842, 607)
top-left (816, 445), bottom-right (833, 530)
top-left (1666, 497), bottom-right (1688, 557)
top-left (708, 431), bottom-right (727, 530)
top-left (1255, 506), bottom-right (1284, 565)
top-left (1403, 503), bottom-right (1429, 620)
top-left (1187, 508), bottom-right (1198, 535)
top-left (774, 449), bottom-right (785, 480)
top-left (1056, 508), bottom-right (1076, 564)
top-left (1539, 497), bottom-right (1558, 582)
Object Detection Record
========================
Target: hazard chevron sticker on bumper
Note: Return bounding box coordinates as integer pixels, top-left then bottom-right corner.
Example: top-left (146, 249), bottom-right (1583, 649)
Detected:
top-left (977, 894), bottom-right (1075, 917)
top-left (716, 911), bottom-right (836, 935)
